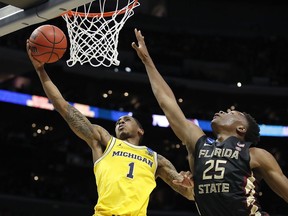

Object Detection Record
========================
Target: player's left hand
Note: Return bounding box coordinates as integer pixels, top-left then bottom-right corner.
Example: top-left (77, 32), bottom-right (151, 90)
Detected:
top-left (26, 39), bottom-right (45, 70)
top-left (173, 171), bottom-right (194, 188)
top-left (131, 28), bottom-right (152, 64)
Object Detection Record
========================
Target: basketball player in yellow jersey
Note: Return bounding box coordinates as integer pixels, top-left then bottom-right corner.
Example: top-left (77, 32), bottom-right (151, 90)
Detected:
top-left (26, 41), bottom-right (194, 216)
top-left (94, 133), bottom-right (157, 215)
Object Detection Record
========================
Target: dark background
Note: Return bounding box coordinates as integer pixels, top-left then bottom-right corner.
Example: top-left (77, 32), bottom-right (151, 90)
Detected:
top-left (0, 0), bottom-right (287, 215)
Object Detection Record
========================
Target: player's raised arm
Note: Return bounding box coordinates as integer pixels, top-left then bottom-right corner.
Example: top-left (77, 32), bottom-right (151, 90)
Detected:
top-left (132, 29), bottom-right (204, 150)
top-left (26, 40), bottom-right (111, 155)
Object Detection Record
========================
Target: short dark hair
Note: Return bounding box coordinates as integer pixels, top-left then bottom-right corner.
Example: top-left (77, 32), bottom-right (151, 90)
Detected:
top-left (133, 117), bottom-right (143, 130)
top-left (243, 112), bottom-right (260, 145)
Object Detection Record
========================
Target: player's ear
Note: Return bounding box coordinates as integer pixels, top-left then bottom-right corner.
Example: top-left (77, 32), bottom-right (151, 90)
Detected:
top-left (236, 125), bottom-right (246, 136)
top-left (138, 128), bottom-right (144, 136)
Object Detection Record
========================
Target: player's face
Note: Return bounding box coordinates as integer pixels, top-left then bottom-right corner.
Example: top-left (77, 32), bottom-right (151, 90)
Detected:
top-left (115, 116), bottom-right (140, 139)
top-left (211, 110), bottom-right (248, 132)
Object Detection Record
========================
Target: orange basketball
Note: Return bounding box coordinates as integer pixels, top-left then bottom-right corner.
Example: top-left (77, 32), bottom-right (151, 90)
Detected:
top-left (29, 24), bottom-right (67, 63)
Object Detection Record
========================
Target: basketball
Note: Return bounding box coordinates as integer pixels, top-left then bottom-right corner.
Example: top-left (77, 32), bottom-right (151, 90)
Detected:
top-left (29, 24), bottom-right (67, 63)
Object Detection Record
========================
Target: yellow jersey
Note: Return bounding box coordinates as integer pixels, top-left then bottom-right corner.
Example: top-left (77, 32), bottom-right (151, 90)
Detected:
top-left (93, 137), bottom-right (158, 216)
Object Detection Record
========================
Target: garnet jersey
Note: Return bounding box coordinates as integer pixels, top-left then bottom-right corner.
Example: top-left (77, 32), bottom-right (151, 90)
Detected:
top-left (193, 135), bottom-right (267, 216)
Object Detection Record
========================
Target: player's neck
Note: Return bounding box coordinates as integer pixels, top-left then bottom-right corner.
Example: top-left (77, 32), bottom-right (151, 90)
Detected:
top-left (216, 134), bottom-right (232, 142)
top-left (124, 138), bottom-right (140, 146)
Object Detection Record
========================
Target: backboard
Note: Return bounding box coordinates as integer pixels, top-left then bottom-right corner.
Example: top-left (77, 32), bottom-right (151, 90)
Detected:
top-left (0, 0), bottom-right (94, 37)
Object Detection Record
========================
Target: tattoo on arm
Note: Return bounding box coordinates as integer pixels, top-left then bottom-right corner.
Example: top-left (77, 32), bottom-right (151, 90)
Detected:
top-left (157, 154), bottom-right (179, 180)
top-left (65, 105), bottom-right (94, 140)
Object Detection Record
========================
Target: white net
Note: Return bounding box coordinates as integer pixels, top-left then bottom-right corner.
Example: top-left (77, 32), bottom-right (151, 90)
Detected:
top-left (62, 0), bottom-right (140, 67)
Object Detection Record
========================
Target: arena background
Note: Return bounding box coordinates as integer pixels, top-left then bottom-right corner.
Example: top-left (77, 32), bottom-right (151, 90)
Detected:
top-left (0, 0), bottom-right (287, 215)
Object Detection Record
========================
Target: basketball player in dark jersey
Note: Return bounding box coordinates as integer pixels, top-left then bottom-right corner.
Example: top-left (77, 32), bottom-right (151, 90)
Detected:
top-left (26, 40), bottom-right (194, 216)
top-left (132, 28), bottom-right (288, 215)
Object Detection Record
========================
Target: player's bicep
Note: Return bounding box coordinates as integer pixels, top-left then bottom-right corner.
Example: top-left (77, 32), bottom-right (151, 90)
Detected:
top-left (63, 104), bottom-right (110, 147)
top-left (258, 150), bottom-right (288, 202)
top-left (156, 154), bottom-right (178, 180)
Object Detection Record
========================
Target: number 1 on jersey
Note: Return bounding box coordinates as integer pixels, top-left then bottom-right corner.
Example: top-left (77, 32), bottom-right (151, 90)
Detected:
top-left (127, 162), bottom-right (135, 179)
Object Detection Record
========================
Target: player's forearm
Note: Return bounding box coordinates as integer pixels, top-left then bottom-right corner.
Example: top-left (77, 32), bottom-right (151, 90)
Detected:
top-left (37, 68), bottom-right (66, 111)
top-left (144, 62), bottom-right (177, 106)
top-left (171, 183), bottom-right (194, 201)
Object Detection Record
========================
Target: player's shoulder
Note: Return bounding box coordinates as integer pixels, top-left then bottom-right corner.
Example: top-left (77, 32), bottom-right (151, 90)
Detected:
top-left (250, 147), bottom-right (275, 169)
top-left (196, 135), bottom-right (214, 146)
top-left (250, 147), bottom-right (271, 156)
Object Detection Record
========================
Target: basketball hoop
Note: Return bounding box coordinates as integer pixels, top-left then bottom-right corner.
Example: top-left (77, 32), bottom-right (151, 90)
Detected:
top-left (62, 0), bottom-right (140, 67)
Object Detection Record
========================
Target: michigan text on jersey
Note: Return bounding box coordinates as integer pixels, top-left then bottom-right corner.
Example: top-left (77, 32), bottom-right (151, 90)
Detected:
top-left (112, 151), bottom-right (153, 167)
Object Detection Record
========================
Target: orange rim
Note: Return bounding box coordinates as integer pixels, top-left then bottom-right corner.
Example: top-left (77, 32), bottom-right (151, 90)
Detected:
top-left (63, 0), bottom-right (138, 18)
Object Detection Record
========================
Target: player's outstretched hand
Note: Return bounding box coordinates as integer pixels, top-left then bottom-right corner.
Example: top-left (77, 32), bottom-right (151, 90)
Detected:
top-left (26, 39), bottom-right (45, 71)
top-left (131, 28), bottom-right (152, 64)
top-left (173, 171), bottom-right (194, 189)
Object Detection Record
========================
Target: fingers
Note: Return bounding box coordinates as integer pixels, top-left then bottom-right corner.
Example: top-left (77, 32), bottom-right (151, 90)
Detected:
top-left (26, 39), bottom-right (45, 66)
top-left (186, 171), bottom-right (193, 179)
top-left (179, 171), bottom-right (186, 175)
top-left (132, 28), bottom-right (146, 49)
top-left (26, 39), bottom-right (34, 57)
top-left (180, 171), bottom-right (192, 178)
top-left (26, 40), bottom-right (33, 60)
top-left (26, 39), bottom-right (30, 52)
top-left (172, 179), bottom-right (183, 185)
top-left (131, 42), bottom-right (137, 49)
top-left (134, 28), bottom-right (144, 41)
